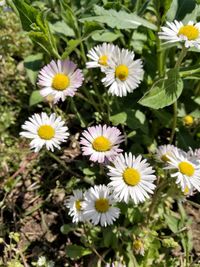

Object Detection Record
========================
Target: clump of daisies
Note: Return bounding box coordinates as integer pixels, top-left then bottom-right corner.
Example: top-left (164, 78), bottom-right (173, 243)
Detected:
top-left (159, 20), bottom-right (200, 49)
top-left (38, 59), bottom-right (84, 103)
top-left (156, 144), bottom-right (200, 196)
top-left (66, 185), bottom-right (120, 227)
top-left (86, 43), bottom-right (144, 97)
top-left (20, 112), bottom-right (69, 152)
top-left (165, 148), bottom-right (200, 193)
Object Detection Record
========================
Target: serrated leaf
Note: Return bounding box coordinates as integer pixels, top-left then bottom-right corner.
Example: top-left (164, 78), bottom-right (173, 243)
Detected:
top-left (80, 5), bottom-right (157, 31)
top-left (66, 245), bottom-right (92, 259)
top-left (29, 90), bottom-right (43, 106)
top-left (24, 53), bottom-right (43, 84)
top-left (138, 68), bottom-right (183, 109)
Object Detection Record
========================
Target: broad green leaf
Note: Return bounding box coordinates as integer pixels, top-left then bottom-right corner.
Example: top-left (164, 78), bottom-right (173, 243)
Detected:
top-left (92, 30), bottom-right (122, 42)
top-left (24, 53), bottom-right (43, 84)
top-left (66, 245), bottom-right (92, 259)
top-left (138, 68), bottom-right (183, 109)
top-left (49, 21), bottom-right (75, 37)
top-left (176, 0), bottom-right (196, 20)
top-left (80, 5), bottom-right (157, 31)
top-left (167, 0), bottom-right (196, 21)
top-left (29, 90), bottom-right (43, 106)
top-left (164, 213), bottom-right (179, 233)
top-left (110, 112), bottom-right (127, 125)
top-left (166, 0), bottom-right (178, 21)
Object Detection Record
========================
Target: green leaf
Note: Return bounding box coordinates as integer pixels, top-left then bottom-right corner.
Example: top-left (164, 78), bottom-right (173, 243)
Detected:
top-left (82, 21), bottom-right (103, 38)
top-left (110, 112), bottom-right (127, 125)
top-left (66, 245), bottom-right (92, 259)
top-left (80, 5), bottom-right (157, 31)
top-left (92, 30), bottom-right (122, 42)
top-left (61, 39), bottom-right (82, 59)
top-left (176, 0), bottom-right (196, 21)
top-left (11, 0), bottom-right (39, 31)
top-left (164, 213), bottom-right (179, 233)
top-left (29, 90), bottom-right (43, 106)
top-left (49, 21), bottom-right (75, 37)
top-left (138, 68), bottom-right (183, 109)
top-left (60, 224), bottom-right (75, 235)
top-left (24, 53), bottom-right (43, 84)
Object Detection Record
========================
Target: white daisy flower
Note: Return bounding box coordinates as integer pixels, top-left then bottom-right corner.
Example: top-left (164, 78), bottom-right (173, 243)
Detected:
top-left (155, 144), bottom-right (177, 163)
top-left (83, 185), bottom-right (120, 227)
top-left (102, 47), bottom-right (144, 97)
top-left (166, 149), bottom-right (200, 191)
top-left (20, 112), bottom-right (69, 152)
top-left (66, 189), bottom-right (85, 223)
top-left (80, 125), bottom-right (124, 163)
top-left (37, 59), bottom-right (84, 103)
top-left (159, 20), bottom-right (200, 49)
top-left (107, 153), bottom-right (156, 204)
top-left (86, 43), bottom-right (115, 70)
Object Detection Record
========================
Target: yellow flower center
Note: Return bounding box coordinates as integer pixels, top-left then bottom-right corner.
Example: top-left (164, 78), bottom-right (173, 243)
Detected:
top-left (178, 25), bottom-right (199, 40)
top-left (161, 154), bottom-right (170, 162)
top-left (92, 136), bottom-right (111, 152)
top-left (38, 125), bottom-right (55, 140)
top-left (52, 73), bottom-right (70, 91)
top-left (95, 198), bottom-right (109, 213)
top-left (75, 200), bottom-right (82, 211)
top-left (123, 167), bottom-right (141, 186)
top-left (184, 186), bottom-right (190, 195)
top-left (115, 64), bottom-right (129, 81)
top-left (98, 55), bottom-right (108, 66)
top-left (133, 240), bottom-right (143, 251)
top-left (183, 115), bottom-right (194, 126)
top-left (178, 161), bottom-right (195, 176)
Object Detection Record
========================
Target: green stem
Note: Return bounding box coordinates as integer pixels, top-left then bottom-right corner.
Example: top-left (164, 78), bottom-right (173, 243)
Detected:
top-left (105, 91), bottom-right (111, 123)
top-left (71, 98), bottom-right (86, 127)
top-left (46, 150), bottom-right (81, 178)
top-left (169, 46), bottom-right (187, 144)
top-left (146, 180), bottom-right (168, 223)
top-left (169, 101), bottom-right (177, 144)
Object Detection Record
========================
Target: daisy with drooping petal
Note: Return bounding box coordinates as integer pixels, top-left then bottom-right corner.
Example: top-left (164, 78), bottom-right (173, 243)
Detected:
top-left (80, 125), bottom-right (124, 163)
top-left (166, 149), bottom-right (200, 192)
top-left (37, 59), bottom-right (84, 103)
top-left (102, 47), bottom-right (144, 97)
top-left (159, 20), bottom-right (200, 49)
top-left (107, 153), bottom-right (156, 204)
top-left (66, 189), bottom-right (85, 223)
top-left (182, 185), bottom-right (195, 196)
top-left (83, 185), bottom-right (120, 227)
top-left (86, 43), bottom-right (115, 70)
top-left (20, 112), bottom-right (69, 152)
top-left (155, 144), bottom-right (177, 163)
